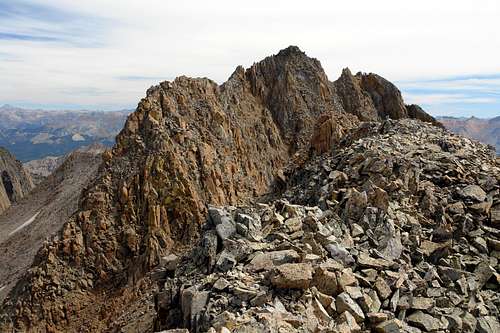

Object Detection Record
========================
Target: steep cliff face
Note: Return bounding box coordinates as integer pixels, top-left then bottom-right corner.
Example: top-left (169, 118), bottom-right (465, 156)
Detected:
top-left (1, 46), bottom-right (439, 332)
top-left (334, 68), bottom-right (379, 121)
top-left (0, 147), bottom-right (34, 215)
top-left (357, 72), bottom-right (409, 120)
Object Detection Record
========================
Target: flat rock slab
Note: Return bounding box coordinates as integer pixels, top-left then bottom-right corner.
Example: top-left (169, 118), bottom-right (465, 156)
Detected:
top-left (270, 263), bottom-right (313, 289)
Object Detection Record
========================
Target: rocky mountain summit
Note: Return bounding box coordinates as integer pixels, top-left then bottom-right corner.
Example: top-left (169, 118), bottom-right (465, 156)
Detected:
top-left (2, 46), bottom-right (497, 333)
top-left (334, 69), bottom-right (441, 127)
top-left (0, 147), bottom-right (34, 215)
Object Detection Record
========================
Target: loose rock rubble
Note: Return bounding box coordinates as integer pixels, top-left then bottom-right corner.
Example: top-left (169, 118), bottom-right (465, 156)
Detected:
top-left (154, 120), bottom-right (500, 333)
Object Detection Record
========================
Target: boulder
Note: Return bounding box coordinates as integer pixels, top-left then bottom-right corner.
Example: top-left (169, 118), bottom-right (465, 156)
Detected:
top-left (375, 319), bottom-right (403, 333)
top-left (270, 263), bottom-right (313, 289)
top-left (491, 205), bottom-right (500, 226)
top-left (374, 277), bottom-right (392, 300)
top-left (476, 316), bottom-right (500, 333)
top-left (407, 311), bottom-right (445, 332)
top-left (180, 286), bottom-right (209, 327)
top-left (236, 213), bottom-right (262, 241)
top-left (248, 249), bottom-right (300, 271)
top-left (410, 296), bottom-right (434, 310)
top-left (159, 254), bottom-right (180, 271)
top-left (336, 292), bottom-right (365, 323)
top-left (313, 267), bottom-right (339, 295)
top-left (338, 310), bottom-right (361, 332)
top-left (215, 250), bottom-right (237, 272)
top-left (459, 185), bottom-right (486, 202)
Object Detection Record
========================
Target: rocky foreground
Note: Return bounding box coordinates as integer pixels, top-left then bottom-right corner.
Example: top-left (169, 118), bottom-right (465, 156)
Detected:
top-left (0, 47), bottom-right (498, 332)
top-left (153, 120), bottom-right (500, 333)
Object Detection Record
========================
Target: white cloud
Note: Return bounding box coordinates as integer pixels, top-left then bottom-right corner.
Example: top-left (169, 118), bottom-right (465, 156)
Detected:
top-left (1, 0), bottom-right (499, 112)
top-left (404, 93), bottom-right (497, 105)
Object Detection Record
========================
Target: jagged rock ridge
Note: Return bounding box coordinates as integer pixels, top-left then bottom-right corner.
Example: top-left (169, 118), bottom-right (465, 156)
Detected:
top-left (23, 143), bottom-right (107, 184)
top-left (1, 46), bottom-right (441, 332)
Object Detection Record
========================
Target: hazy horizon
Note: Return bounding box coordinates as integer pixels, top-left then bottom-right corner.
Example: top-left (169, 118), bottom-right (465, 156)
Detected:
top-left (1, 0), bottom-right (499, 118)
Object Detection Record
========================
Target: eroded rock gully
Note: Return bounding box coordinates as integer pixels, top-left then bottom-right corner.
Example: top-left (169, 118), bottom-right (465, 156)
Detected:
top-left (0, 47), bottom-right (469, 333)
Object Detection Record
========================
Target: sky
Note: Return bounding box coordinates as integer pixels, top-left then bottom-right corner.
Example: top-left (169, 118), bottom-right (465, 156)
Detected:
top-left (0, 0), bottom-right (499, 118)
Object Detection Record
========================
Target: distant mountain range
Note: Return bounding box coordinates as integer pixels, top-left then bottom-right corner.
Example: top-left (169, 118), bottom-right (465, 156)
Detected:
top-left (0, 104), bottom-right (130, 161)
top-left (438, 116), bottom-right (500, 154)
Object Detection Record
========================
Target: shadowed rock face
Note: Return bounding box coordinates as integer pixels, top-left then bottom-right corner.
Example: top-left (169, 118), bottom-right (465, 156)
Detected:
top-left (358, 72), bottom-right (409, 120)
top-left (245, 46), bottom-right (349, 152)
top-left (334, 68), bottom-right (379, 121)
top-left (0, 148), bottom-right (34, 215)
top-left (406, 104), bottom-right (443, 126)
top-left (1, 171), bottom-right (14, 201)
top-left (1, 46), bottom-right (440, 332)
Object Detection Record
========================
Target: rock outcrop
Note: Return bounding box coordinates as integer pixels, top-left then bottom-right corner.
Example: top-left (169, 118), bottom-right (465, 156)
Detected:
top-left (334, 68), bottom-right (380, 121)
top-left (0, 147), bottom-right (34, 215)
top-left (334, 69), bottom-right (442, 126)
top-left (1, 47), bottom-right (450, 332)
